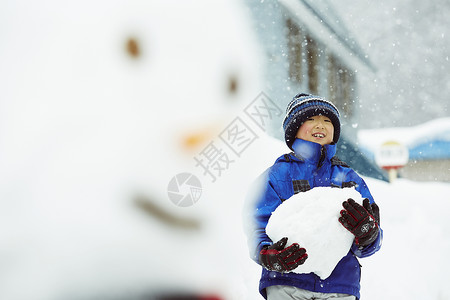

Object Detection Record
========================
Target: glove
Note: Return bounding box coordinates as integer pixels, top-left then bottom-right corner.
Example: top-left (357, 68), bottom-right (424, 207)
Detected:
top-left (259, 237), bottom-right (307, 272)
top-left (339, 198), bottom-right (380, 247)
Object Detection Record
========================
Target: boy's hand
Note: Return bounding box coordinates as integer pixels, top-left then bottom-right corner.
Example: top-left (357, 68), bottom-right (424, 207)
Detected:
top-left (339, 198), bottom-right (380, 247)
top-left (259, 237), bottom-right (307, 272)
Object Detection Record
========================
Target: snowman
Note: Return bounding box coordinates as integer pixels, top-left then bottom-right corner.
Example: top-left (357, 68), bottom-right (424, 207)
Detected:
top-left (0, 0), bottom-right (277, 299)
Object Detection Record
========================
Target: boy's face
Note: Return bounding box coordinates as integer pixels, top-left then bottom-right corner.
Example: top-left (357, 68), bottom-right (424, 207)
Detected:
top-left (295, 115), bottom-right (334, 146)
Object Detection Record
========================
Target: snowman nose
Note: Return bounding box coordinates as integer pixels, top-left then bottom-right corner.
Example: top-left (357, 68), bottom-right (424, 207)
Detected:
top-left (181, 127), bottom-right (218, 151)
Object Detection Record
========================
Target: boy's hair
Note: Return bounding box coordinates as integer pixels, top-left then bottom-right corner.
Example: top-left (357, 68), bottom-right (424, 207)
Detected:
top-left (283, 93), bottom-right (341, 150)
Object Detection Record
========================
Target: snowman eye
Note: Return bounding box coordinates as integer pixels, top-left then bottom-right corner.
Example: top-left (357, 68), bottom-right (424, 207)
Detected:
top-left (126, 37), bottom-right (141, 59)
top-left (227, 73), bottom-right (239, 96)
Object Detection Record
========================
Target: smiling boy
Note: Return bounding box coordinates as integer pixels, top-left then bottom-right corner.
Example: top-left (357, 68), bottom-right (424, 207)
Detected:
top-left (245, 93), bottom-right (382, 300)
top-left (295, 115), bottom-right (334, 146)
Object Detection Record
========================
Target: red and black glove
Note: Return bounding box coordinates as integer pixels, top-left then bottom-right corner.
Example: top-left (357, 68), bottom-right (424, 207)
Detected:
top-left (339, 198), bottom-right (380, 247)
top-left (259, 237), bottom-right (308, 272)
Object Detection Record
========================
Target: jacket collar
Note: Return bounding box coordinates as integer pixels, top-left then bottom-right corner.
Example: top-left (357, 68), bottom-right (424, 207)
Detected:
top-left (291, 138), bottom-right (336, 165)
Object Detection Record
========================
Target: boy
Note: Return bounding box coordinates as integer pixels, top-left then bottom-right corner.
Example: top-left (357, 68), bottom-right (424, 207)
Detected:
top-left (245, 93), bottom-right (382, 300)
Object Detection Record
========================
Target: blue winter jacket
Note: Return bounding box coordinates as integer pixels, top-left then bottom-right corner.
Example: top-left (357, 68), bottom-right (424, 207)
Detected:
top-left (246, 138), bottom-right (383, 299)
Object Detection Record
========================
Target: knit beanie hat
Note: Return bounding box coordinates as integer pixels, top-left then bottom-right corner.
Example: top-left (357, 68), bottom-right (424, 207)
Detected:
top-left (283, 93), bottom-right (341, 150)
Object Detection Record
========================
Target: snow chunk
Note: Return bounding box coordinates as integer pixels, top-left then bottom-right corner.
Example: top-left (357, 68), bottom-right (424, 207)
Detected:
top-left (266, 187), bottom-right (363, 279)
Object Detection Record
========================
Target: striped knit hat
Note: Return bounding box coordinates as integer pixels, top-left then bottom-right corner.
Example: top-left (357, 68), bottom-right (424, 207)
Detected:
top-left (283, 93), bottom-right (341, 150)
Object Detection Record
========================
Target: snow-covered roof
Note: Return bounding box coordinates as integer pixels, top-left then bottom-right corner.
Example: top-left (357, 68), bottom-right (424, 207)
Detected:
top-left (358, 117), bottom-right (450, 160)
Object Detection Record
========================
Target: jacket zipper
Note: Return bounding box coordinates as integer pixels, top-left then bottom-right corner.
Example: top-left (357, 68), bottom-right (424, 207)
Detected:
top-left (317, 146), bottom-right (326, 169)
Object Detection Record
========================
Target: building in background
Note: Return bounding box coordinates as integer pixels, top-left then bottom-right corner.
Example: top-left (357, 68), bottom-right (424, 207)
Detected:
top-left (245, 0), bottom-right (387, 181)
top-left (358, 118), bottom-right (450, 182)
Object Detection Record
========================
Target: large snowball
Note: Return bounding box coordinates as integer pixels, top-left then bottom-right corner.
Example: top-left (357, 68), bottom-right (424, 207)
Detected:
top-left (266, 187), bottom-right (363, 279)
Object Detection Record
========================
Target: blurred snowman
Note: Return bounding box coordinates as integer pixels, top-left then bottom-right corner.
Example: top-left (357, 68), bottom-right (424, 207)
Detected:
top-left (0, 1), bottom-right (285, 299)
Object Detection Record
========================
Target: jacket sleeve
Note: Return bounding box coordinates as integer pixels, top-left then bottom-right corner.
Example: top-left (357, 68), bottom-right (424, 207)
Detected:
top-left (347, 170), bottom-right (383, 258)
top-left (243, 170), bottom-right (284, 263)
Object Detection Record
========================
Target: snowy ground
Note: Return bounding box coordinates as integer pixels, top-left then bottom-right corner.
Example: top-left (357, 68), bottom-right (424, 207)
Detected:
top-left (358, 177), bottom-right (450, 300)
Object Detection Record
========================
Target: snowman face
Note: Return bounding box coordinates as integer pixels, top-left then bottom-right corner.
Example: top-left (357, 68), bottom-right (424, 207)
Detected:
top-left (0, 0), bottom-right (263, 298)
